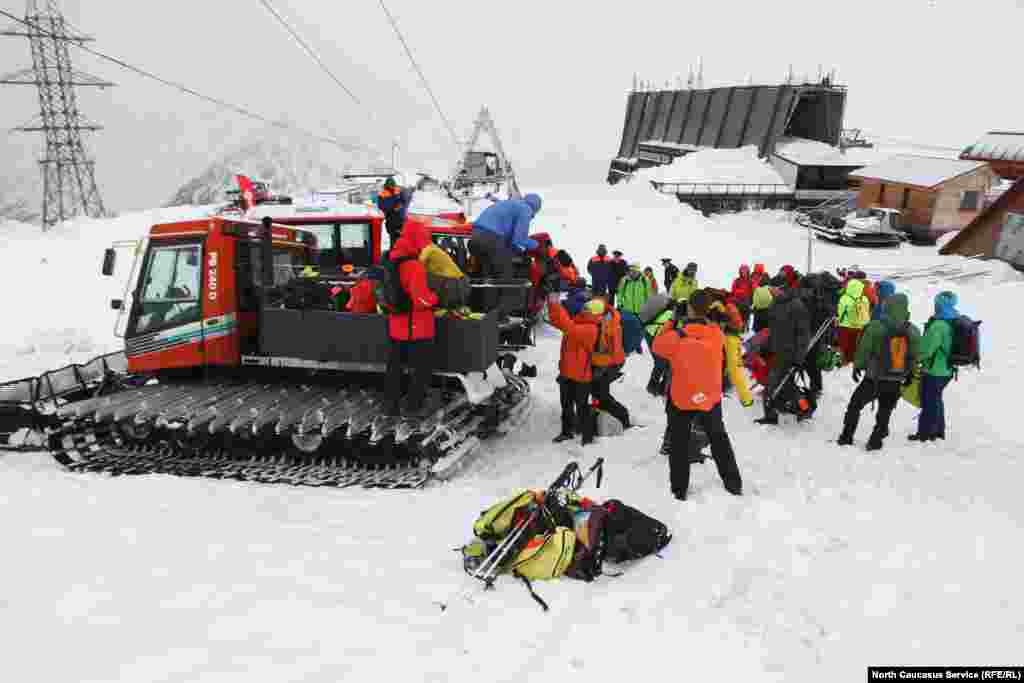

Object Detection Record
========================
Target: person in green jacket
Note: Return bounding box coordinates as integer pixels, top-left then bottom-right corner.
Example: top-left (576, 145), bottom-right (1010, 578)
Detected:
top-left (616, 264), bottom-right (651, 316)
top-left (670, 261), bottom-right (699, 304)
top-left (837, 293), bottom-right (921, 451)
top-left (912, 291), bottom-right (958, 442)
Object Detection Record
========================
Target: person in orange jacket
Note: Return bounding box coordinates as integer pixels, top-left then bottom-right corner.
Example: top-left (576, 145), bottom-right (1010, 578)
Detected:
top-left (589, 298), bottom-right (631, 432)
top-left (653, 289), bottom-right (743, 501)
top-left (548, 293), bottom-right (603, 445)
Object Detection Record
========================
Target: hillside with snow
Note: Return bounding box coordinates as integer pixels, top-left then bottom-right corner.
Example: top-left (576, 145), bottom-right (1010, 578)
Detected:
top-left (1, 183), bottom-right (1022, 681)
top-left (165, 130), bottom-right (378, 207)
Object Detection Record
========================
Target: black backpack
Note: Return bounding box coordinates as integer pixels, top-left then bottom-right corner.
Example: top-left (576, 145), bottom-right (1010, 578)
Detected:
top-left (375, 255), bottom-right (416, 313)
top-left (925, 316), bottom-right (982, 370)
top-left (601, 499), bottom-right (672, 563)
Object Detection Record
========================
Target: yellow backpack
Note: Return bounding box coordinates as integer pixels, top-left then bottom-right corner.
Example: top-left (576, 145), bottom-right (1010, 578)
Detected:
top-left (511, 527), bottom-right (577, 580)
top-left (473, 490), bottom-right (538, 541)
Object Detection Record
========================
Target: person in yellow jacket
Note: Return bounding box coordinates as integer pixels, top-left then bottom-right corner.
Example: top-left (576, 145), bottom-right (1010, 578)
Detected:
top-left (835, 278), bottom-right (871, 366)
top-left (709, 299), bottom-right (754, 408)
top-left (419, 242), bottom-right (470, 310)
top-left (669, 261), bottom-right (699, 307)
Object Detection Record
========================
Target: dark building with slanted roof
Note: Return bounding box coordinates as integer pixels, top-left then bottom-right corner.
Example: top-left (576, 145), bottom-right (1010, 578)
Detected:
top-left (608, 78), bottom-right (847, 183)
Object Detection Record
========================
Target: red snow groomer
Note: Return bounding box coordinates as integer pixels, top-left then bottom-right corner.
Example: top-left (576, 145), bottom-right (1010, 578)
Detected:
top-left (0, 179), bottom-right (546, 489)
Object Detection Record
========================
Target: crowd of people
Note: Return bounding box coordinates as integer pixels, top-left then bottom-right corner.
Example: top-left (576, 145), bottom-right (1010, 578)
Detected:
top-left (544, 246), bottom-right (969, 502)
top-left (370, 179), bottom-right (967, 503)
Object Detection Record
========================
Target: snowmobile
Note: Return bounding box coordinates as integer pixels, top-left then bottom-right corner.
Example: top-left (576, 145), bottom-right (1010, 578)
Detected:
top-left (0, 199), bottom-right (538, 489)
top-left (798, 203), bottom-right (906, 248)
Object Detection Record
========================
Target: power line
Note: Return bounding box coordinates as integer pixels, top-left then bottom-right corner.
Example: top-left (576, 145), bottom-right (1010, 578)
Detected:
top-left (376, 0), bottom-right (461, 152)
top-left (0, 6), bottom-right (382, 157)
top-left (256, 0), bottom-right (364, 108)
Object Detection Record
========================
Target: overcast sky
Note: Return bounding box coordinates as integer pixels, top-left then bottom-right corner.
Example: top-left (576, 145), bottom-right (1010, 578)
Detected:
top-left (2, 0), bottom-right (1023, 212)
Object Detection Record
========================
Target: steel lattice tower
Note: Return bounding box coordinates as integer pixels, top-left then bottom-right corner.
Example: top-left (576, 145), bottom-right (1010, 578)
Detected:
top-left (1, 1), bottom-right (113, 229)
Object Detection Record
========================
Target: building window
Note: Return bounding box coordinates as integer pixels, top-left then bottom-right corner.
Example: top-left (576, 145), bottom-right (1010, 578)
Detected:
top-left (960, 191), bottom-right (980, 210)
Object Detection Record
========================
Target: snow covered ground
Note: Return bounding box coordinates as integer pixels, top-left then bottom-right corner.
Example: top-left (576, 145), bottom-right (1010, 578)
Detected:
top-left (2, 183), bottom-right (1022, 682)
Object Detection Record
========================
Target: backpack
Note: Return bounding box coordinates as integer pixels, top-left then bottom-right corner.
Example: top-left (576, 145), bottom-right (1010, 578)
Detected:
top-left (877, 322), bottom-right (913, 383)
top-left (375, 255), bottom-right (416, 313)
top-left (511, 527), bottom-right (576, 580)
top-left (948, 316), bottom-right (982, 368)
top-left (473, 490), bottom-right (538, 542)
top-left (601, 499), bottom-right (672, 563)
top-left (926, 316), bottom-right (982, 370)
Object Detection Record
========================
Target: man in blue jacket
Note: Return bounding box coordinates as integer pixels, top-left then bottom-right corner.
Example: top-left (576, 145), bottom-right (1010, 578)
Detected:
top-left (469, 193), bottom-right (542, 313)
top-left (587, 244), bottom-right (612, 297)
top-left (376, 177), bottom-right (410, 245)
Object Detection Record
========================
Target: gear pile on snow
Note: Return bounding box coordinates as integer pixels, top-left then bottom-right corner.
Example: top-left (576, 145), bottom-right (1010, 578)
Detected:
top-left (457, 460), bottom-right (672, 610)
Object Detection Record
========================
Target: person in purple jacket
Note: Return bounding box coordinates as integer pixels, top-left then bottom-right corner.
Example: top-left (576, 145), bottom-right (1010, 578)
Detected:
top-left (469, 193), bottom-right (542, 313)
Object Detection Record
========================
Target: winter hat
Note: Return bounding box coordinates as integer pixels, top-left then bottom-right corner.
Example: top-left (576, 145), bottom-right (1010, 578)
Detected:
top-left (934, 291), bottom-right (959, 320)
top-left (564, 289), bottom-right (590, 317)
top-left (684, 262), bottom-right (698, 276)
top-left (597, 244), bottom-right (608, 257)
top-left (383, 176), bottom-right (397, 188)
top-left (739, 264), bottom-right (750, 277)
top-left (613, 250), bottom-right (623, 257)
top-left (584, 298), bottom-right (606, 316)
top-left (688, 289), bottom-right (711, 317)
top-left (753, 263), bottom-right (766, 274)
top-left (877, 280), bottom-right (896, 300)
top-left (523, 193), bottom-right (542, 215)
top-left (752, 286), bottom-right (774, 310)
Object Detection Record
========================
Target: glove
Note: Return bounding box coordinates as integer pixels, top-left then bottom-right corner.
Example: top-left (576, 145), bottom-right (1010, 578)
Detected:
top-left (852, 368), bottom-right (863, 383)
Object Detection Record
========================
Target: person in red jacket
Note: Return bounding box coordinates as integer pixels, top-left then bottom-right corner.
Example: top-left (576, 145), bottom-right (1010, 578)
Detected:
top-left (779, 264), bottom-right (800, 290)
top-left (731, 265), bottom-right (753, 304)
top-left (653, 289), bottom-right (743, 501)
top-left (751, 263), bottom-right (768, 289)
top-left (346, 277), bottom-right (378, 314)
top-left (547, 293), bottom-right (602, 445)
top-left (385, 222), bottom-right (439, 416)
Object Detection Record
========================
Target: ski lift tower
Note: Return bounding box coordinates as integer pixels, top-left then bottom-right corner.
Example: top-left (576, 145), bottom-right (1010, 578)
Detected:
top-left (450, 106), bottom-right (519, 216)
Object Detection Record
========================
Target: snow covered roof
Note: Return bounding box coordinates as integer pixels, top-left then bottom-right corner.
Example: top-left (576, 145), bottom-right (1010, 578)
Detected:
top-left (773, 137), bottom-right (875, 167)
top-left (849, 155), bottom-right (990, 189)
top-left (638, 146), bottom-right (787, 186)
top-left (961, 131), bottom-right (1024, 162)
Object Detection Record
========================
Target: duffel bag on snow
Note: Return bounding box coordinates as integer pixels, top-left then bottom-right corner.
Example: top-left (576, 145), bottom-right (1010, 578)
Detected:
top-left (511, 527), bottom-right (576, 580)
top-left (473, 490), bottom-right (538, 541)
top-left (602, 499), bottom-right (672, 563)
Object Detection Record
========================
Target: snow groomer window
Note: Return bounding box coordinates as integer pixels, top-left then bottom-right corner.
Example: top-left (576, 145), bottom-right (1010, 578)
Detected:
top-left (135, 244), bottom-right (202, 334)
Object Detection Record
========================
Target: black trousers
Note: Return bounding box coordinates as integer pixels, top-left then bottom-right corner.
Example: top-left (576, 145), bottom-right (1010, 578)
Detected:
top-left (386, 338), bottom-right (434, 414)
top-left (803, 341), bottom-right (824, 394)
top-left (591, 369), bottom-right (630, 429)
top-left (468, 228), bottom-right (514, 313)
top-left (668, 401), bottom-right (742, 498)
top-left (558, 377), bottom-right (594, 443)
top-left (841, 379), bottom-right (901, 441)
top-left (385, 211), bottom-right (404, 245)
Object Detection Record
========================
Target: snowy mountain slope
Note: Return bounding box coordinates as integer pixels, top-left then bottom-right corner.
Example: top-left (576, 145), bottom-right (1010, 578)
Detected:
top-left (165, 130), bottom-right (375, 207)
top-left (1, 183), bottom-right (1022, 682)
